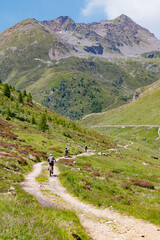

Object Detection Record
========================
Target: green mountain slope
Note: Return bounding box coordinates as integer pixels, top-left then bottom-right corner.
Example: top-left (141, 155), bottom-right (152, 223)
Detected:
top-left (1, 17), bottom-right (160, 119)
top-left (80, 79), bottom-right (160, 126)
top-left (1, 82), bottom-right (160, 238)
top-left (0, 82), bottom-right (114, 239)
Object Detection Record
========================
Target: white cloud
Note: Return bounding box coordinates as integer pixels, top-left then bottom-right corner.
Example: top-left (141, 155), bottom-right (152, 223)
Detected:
top-left (81, 0), bottom-right (160, 38)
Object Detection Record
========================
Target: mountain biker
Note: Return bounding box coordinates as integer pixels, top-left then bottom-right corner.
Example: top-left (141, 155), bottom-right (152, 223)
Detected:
top-left (85, 146), bottom-right (88, 152)
top-left (65, 146), bottom-right (69, 156)
top-left (48, 153), bottom-right (55, 173)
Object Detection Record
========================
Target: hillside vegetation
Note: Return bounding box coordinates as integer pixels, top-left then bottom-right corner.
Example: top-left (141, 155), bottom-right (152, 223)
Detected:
top-left (1, 81), bottom-right (160, 240)
top-left (80, 79), bottom-right (160, 126)
top-left (1, 14), bottom-right (160, 236)
top-left (70, 80), bottom-right (160, 226)
top-left (1, 17), bottom-right (160, 119)
top-left (0, 82), bottom-right (113, 240)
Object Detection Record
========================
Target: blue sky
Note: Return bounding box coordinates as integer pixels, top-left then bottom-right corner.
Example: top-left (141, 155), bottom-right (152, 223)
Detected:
top-left (0, 0), bottom-right (106, 33)
top-left (1, 0), bottom-right (160, 39)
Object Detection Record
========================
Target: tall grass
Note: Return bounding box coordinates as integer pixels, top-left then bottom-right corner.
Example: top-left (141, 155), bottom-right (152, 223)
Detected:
top-left (58, 150), bottom-right (160, 226)
top-left (0, 187), bottom-right (91, 240)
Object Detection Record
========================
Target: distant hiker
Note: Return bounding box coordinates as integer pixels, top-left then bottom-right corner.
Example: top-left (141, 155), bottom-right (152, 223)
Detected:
top-left (48, 153), bottom-right (55, 173)
top-left (65, 146), bottom-right (69, 156)
top-left (85, 146), bottom-right (88, 152)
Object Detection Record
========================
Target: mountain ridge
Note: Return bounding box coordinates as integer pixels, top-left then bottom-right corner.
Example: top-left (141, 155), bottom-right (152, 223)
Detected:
top-left (41, 14), bottom-right (160, 57)
top-left (1, 14), bottom-right (159, 60)
top-left (1, 15), bottom-right (160, 119)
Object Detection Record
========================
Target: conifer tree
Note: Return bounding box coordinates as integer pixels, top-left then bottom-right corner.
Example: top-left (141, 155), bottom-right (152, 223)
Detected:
top-left (31, 114), bottom-right (36, 124)
top-left (18, 92), bottom-right (23, 103)
top-left (39, 113), bottom-right (48, 132)
top-left (27, 93), bottom-right (32, 103)
top-left (22, 89), bottom-right (27, 97)
top-left (6, 107), bottom-right (12, 120)
top-left (3, 83), bottom-right (10, 98)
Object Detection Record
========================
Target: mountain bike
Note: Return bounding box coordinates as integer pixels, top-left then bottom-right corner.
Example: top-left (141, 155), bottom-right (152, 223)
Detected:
top-left (49, 164), bottom-right (54, 177)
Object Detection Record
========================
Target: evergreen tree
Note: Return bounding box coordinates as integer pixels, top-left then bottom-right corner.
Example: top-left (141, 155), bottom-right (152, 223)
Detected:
top-left (31, 114), bottom-right (36, 124)
top-left (18, 92), bottom-right (23, 103)
top-left (39, 113), bottom-right (48, 132)
top-left (6, 107), bottom-right (11, 120)
top-left (27, 93), bottom-right (32, 103)
top-left (3, 83), bottom-right (10, 98)
top-left (22, 89), bottom-right (27, 97)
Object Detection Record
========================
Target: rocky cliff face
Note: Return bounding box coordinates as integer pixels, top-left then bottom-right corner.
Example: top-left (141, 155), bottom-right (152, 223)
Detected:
top-left (42, 14), bottom-right (160, 58)
top-left (0, 14), bottom-right (159, 64)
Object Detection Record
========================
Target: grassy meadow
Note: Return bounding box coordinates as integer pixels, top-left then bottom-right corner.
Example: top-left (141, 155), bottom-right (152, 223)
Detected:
top-left (1, 187), bottom-right (91, 240)
top-left (58, 141), bottom-right (160, 225)
top-left (77, 81), bottom-right (160, 225)
top-left (0, 82), bottom-right (113, 239)
top-left (1, 79), bottom-right (160, 240)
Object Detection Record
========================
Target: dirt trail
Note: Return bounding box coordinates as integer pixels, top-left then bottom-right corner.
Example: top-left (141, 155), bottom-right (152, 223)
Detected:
top-left (22, 153), bottom-right (160, 240)
top-left (91, 125), bottom-right (160, 128)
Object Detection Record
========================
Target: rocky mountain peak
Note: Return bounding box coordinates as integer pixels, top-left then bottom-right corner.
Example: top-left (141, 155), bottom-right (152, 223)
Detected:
top-left (114, 14), bottom-right (134, 24)
top-left (56, 16), bottom-right (74, 24)
top-left (42, 16), bottom-right (76, 31)
top-left (112, 14), bottom-right (155, 37)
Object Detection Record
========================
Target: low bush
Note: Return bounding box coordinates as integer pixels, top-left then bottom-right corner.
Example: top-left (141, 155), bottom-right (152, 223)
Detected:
top-left (49, 147), bottom-right (63, 153)
top-left (121, 182), bottom-right (131, 189)
top-left (131, 179), bottom-right (155, 189)
top-left (111, 169), bottom-right (123, 173)
top-left (63, 132), bottom-right (72, 138)
top-left (92, 171), bottom-right (101, 177)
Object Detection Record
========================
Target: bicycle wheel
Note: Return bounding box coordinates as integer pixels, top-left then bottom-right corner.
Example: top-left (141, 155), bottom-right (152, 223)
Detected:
top-left (49, 166), bottom-right (52, 177)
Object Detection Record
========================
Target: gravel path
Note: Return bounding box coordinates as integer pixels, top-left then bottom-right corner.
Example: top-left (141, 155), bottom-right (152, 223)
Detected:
top-left (91, 125), bottom-right (160, 128)
top-left (22, 153), bottom-right (160, 240)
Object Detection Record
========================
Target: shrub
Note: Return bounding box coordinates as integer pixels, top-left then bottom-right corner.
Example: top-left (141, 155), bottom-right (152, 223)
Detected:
top-left (131, 179), bottom-right (155, 189)
top-left (105, 173), bottom-right (113, 178)
top-left (113, 195), bottom-right (131, 205)
top-left (83, 162), bottom-right (91, 167)
top-left (111, 169), bottom-right (123, 173)
top-left (48, 147), bottom-right (63, 153)
top-left (63, 132), bottom-right (72, 138)
top-left (82, 178), bottom-right (88, 184)
top-left (121, 182), bottom-right (131, 189)
top-left (59, 158), bottom-right (74, 165)
top-left (14, 113), bottom-right (30, 122)
top-left (92, 171), bottom-right (101, 177)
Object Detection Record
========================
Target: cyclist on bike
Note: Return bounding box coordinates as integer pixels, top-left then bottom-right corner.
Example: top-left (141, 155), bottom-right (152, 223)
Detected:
top-left (65, 147), bottom-right (69, 156)
top-left (48, 153), bottom-right (55, 173)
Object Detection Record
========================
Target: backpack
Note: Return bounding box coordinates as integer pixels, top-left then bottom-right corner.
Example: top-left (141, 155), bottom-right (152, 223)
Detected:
top-left (49, 156), bottom-right (54, 163)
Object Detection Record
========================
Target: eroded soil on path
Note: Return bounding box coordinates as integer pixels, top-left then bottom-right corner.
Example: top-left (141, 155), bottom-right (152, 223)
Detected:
top-left (22, 153), bottom-right (160, 240)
